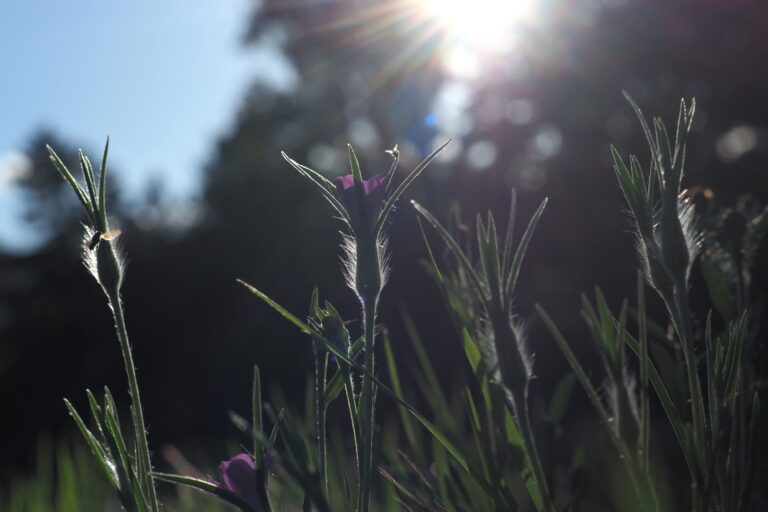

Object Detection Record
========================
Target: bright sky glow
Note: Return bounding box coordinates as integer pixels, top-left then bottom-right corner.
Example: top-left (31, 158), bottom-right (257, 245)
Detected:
top-left (423, 0), bottom-right (537, 51)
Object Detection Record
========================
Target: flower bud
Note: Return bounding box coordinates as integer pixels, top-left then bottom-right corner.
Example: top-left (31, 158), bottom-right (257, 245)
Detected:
top-left (354, 233), bottom-right (383, 305)
top-left (659, 197), bottom-right (691, 282)
top-left (639, 235), bottom-right (674, 298)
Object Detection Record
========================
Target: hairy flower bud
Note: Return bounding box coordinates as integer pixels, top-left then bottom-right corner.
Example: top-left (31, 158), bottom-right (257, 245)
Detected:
top-left (83, 226), bottom-right (125, 298)
top-left (638, 235), bottom-right (673, 297)
top-left (659, 198), bottom-right (691, 282)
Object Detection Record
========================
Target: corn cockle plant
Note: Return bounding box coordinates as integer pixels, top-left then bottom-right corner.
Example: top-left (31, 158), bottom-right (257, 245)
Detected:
top-left (48, 141), bottom-right (161, 512)
top-left (536, 281), bottom-right (660, 511)
top-left (412, 192), bottom-right (555, 512)
top-left (237, 141), bottom-right (449, 511)
top-left (43, 97), bottom-right (763, 511)
top-left (538, 95), bottom-right (762, 512)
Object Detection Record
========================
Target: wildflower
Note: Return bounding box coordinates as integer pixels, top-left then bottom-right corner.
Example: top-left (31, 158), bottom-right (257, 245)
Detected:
top-left (282, 141), bottom-right (449, 512)
top-left (334, 173), bottom-right (388, 233)
top-left (215, 453), bottom-right (267, 512)
top-left (282, 141), bottom-right (449, 307)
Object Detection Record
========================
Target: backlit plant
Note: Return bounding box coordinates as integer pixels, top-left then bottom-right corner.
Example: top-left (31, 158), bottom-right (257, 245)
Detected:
top-left (47, 95), bottom-right (763, 512)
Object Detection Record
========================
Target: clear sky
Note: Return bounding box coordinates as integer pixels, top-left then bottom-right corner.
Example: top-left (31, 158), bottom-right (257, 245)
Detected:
top-left (0, 0), bottom-right (295, 251)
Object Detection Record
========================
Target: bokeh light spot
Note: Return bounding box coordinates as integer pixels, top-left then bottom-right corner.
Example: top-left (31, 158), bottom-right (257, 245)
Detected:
top-left (0, 151), bottom-right (31, 188)
top-left (716, 126), bottom-right (759, 163)
top-left (528, 126), bottom-right (563, 161)
top-left (506, 99), bottom-right (535, 126)
top-left (466, 140), bottom-right (497, 170)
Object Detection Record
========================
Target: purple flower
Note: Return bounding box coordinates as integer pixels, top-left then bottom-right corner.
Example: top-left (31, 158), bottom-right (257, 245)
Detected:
top-left (334, 174), bottom-right (388, 231)
top-left (215, 453), bottom-right (266, 511)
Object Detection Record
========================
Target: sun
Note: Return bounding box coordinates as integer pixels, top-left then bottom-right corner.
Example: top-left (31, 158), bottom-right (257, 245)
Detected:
top-left (422, 0), bottom-right (536, 50)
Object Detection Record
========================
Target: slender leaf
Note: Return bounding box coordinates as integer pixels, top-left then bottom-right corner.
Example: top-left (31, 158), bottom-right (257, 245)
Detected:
top-left (412, 200), bottom-right (488, 308)
top-left (253, 365), bottom-right (263, 471)
top-left (63, 399), bottom-right (119, 490)
top-left (504, 199), bottom-right (547, 299)
top-left (47, 146), bottom-right (94, 221)
top-left (98, 137), bottom-right (110, 228)
top-left (79, 152), bottom-right (98, 214)
top-left (376, 139), bottom-right (451, 237)
top-left (153, 473), bottom-right (258, 512)
top-left (501, 189), bottom-right (517, 278)
top-left (383, 334), bottom-right (421, 458)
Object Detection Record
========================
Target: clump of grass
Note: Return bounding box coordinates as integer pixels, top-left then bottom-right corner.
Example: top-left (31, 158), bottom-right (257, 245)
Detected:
top-left (0, 436), bottom-right (114, 512)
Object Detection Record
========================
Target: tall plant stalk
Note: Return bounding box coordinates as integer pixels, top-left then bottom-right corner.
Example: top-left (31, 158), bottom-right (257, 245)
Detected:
top-left (413, 194), bottom-right (556, 512)
top-left (108, 290), bottom-right (159, 510)
top-left (358, 296), bottom-right (378, 512)
top-left (50, 142), bottom-right (160, 512)
top-left (282, 142), bottom-right (448, 511)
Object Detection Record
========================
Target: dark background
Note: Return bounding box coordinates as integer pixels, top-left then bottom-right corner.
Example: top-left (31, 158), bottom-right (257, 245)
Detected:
top-left (1, 0), bottom-right (767, 487)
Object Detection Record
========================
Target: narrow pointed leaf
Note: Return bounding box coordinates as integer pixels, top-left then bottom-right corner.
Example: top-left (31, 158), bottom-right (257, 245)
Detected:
top-left (282, 152), bottom-right (351, 226)
top-left (253, 365), bottom-right (263, 471)
top-left (153, 473), bottom-right (259, 512)
top-left (104, 401), bottom-right (150, 512)
top-left (504, 198), bottom-right (547, 298)
top-left (85, 389), bottom-right (108, 445)
top-left (376, 140), bottom-right (451, 236)
top-left (79, 152), bottom-right (99, 214)
top-left (621, 323), bottom-right (697, 479)
top-left (47, 145), bottom-right (94, 220)
top-left (622, 91), bottom-right (658, 169)
top-left (383, 334), bottom-right (420, 457)
top-left (348, 144), bottom-right (363, 183)
top-left (502, 189), bottom-right (517, 277)
top-left (536, 306), bottom-right (641, 485)
top-left (238, 279), bottom-right (313, 335)
top-left (98, 137), bottom-right (110, 228)
top-left (412, 200), bottom-right (488, 308)
top-left (63, 399), bottom-right (119, 490)
top-left (384, 145), bottom-right (400, 198)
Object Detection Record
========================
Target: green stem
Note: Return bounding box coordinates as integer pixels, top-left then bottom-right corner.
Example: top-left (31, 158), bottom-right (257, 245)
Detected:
top-left (342, 366), bottom-right (361, 506)
top-left (667, 284), bottom-right (707, 510)
top-left (109, 291), bottom-right (159, 512)
top-left (510, 390), bottom-right (557, 512)
top-left (314, 350), bottom-right (329, 498)
top-left (358, 298), bottom-right (377, 512)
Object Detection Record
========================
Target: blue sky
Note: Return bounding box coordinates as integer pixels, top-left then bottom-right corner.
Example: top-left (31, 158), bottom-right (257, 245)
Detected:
top-left (0, 0), bottom-right (295, 251)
